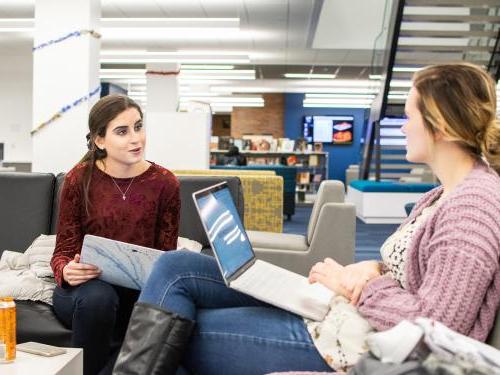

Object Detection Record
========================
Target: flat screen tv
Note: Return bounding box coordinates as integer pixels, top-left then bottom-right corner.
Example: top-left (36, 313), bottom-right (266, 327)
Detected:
top-left (302, 115), bottom-right (354, 144)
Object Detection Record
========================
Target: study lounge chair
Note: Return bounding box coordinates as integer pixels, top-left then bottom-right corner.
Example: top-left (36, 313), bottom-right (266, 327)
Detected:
top-left (247, 180), bottom-right (356, 276)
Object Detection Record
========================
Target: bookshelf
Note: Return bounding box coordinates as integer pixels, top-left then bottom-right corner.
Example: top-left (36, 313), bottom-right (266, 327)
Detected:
top-left (210, 150), bottom-right (329, 203)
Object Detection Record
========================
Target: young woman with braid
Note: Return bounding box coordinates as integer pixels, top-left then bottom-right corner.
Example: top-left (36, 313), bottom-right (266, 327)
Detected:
top-left (114, 63), bottom-right (500, 375)
top-left (50, 95), bottom-right (181, 375)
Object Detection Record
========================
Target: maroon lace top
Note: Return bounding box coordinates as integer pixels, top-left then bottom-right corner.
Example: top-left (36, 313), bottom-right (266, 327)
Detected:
top-left (50, 161), bottom-right (180, 287)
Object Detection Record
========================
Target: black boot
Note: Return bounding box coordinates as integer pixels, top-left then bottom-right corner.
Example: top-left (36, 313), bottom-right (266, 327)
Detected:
top-left (112, 302), bottom-right (195, 375)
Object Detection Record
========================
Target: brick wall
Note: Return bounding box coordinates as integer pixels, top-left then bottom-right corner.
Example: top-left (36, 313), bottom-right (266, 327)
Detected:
top-left (212, 114), bottom-right (231, 136)
top-left (230, 93), bottom-right (284, 138)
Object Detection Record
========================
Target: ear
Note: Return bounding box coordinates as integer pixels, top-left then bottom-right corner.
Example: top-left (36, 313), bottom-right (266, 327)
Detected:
top-left (94, 135), bottom-right (105, 151)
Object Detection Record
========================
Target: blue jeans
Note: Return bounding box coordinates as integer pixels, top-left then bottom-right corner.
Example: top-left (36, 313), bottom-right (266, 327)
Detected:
top-left (53, 279), bottom-right (139, 375)
top-left (140, 250), bottom-right (332, 374)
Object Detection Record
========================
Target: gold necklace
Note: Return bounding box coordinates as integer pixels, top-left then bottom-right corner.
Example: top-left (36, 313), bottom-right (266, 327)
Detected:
top-left (110, 176), bottom-right (135, 200)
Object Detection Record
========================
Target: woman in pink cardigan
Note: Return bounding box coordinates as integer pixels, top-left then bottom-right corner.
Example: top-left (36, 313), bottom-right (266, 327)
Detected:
top-left (112, 63), bottom-right (500, 375)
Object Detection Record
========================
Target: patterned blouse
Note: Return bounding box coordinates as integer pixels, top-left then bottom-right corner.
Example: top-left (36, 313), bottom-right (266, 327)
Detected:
top-left (380, 199), bottom-right (441, 288)
top-left (305, 196), bottom-right (441, 371)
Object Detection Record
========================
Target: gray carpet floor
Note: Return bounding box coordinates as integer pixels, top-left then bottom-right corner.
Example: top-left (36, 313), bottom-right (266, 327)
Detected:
top-left (283, 204), bottom-right (398, 262)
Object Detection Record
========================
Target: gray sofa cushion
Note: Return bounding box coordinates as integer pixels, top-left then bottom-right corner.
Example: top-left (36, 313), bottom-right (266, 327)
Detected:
top-left (177, 175), bottom-right (243, 247)
top-left (0, 172), bottom-right (55, 256)
top-left (16, 300), bottom-right (72, 346)
top-left (49, 173), bottom-right (65, 235)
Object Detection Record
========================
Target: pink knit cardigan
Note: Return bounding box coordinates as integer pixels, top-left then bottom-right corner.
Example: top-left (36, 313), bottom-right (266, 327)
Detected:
top-left (270, 162), bottom-right (500, 375)
top-left (358, 161), bottom-right (500, 341)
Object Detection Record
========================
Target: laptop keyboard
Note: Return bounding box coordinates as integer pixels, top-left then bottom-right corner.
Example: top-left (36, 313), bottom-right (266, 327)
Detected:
top-left (232, 260), bottom-right (315, 300)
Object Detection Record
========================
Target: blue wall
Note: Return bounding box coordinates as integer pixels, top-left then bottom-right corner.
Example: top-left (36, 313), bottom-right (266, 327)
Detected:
top-left (284, 94), bottom-right (367, 183)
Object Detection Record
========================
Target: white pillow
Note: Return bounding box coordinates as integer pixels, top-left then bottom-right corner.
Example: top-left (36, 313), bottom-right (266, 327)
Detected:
top-left (177, 237), bottom-right (203, 253)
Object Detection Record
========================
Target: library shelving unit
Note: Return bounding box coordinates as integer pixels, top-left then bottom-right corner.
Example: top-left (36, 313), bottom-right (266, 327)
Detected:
top-left (210, 150), bottom-right (329, 203)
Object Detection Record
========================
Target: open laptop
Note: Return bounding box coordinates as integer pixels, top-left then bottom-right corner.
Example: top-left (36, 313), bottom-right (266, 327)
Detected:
top-left (193, 182), bottom-right (333, 321)
top-left (80, 235), bottom-right (163, 290)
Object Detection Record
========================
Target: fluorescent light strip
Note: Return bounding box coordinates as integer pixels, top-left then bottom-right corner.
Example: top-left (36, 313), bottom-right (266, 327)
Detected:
top-left (182, 65), bottom-right (234, 70)
top-left (0, 28), bottom-right (32, 32)
top-left (180, 70), bottom-right (254, 75)
top-left (179, 75), bottom-right (254, 80)
top-left (102, 17), bottom-right (238, 23)
top-left (369, 75), bottom-right (382, 80)
top-left (179, 92), bottom-right (218, 97)
top-left (284, 73), bottom-right (336, 79)
top-left (303, 103), bottom-right (371, 108)
top-left (100, 75), bottom-right (144, 79)
top-left (306, 93), bottom-right (376, 99)
top-left (211, 86), bottom-right (381, 94)
top-left (100, 69), bottom-right (146, 74)
top-left (393, 66), bottom-right (422, 73)
top-left (0, 17), bottom-right (239, 31)
top-left (99, 68), bottom-right (251, 77)
top-left (390, 80), bottom-right (413, 88)
top-left (101, 50), bottom-right (247, 57)
top-left (180, 97), bottom-right (263, 104)
top-left (100, 58), bottom-right (250, 64)
top-left (304, 98), bottom-right (373, 105)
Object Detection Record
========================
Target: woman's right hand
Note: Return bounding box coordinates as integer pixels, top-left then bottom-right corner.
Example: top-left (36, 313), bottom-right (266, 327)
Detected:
top-left (62, 254), bottom-right (100, 286)
top-left (308, 258), bottom-right (350, 297)
top-left (340, 261), bottom-right (382, 305)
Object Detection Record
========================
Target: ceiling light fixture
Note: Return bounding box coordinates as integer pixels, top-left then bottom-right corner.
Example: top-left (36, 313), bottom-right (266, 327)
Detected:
top-left (100, 58), bottom-right (250, 64)
top-left (182, 65), bottom-right (235, 70)
top-left (284, 73), bottom-right (336, 79)
top-left (0, 17), bottom-right (240, 35)
top-left (305, 93), bottom-right (376, 99)
top-left (303, 103), bottom-right (371, 108)
top-left (393, 66), bottom-right (422, 73)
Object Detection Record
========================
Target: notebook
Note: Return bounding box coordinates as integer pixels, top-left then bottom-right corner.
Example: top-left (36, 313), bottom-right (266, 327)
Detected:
top-left (193, 182), bottom-right (333, 321)
top-left (80, 235), bottom-right (163, 290)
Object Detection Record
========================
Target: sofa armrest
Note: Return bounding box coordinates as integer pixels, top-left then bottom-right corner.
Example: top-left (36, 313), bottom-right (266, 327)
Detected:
top-left (308, 202), bottom-right (356, 266)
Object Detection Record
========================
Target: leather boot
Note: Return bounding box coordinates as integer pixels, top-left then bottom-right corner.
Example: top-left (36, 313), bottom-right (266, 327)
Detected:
top-left (113, 302), bottom-right (195, 375)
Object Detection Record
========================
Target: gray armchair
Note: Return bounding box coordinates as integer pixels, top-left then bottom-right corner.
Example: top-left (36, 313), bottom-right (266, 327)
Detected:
top-left (247, 180), bottom-right (356, 276)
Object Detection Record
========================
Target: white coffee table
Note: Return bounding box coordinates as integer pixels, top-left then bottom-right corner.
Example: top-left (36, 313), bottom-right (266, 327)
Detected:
top-left (1, 347), bottom-right (83, 375)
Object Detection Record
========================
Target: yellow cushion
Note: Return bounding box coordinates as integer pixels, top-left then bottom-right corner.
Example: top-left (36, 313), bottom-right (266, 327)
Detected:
top-left (174, 171), bottom-right (283, 233)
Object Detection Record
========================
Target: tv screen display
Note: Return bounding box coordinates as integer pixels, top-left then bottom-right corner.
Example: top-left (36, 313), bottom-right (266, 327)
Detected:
top-left (303, 115), bottom-right (354, 144)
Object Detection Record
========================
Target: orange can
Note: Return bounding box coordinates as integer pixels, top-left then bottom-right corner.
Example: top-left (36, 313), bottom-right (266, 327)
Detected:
top-left (0, 297), bottom-right (16, 363)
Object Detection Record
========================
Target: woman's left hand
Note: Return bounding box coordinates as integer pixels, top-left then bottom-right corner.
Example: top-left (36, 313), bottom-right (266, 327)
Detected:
top-left (340, 261), bottom-right (382, 305)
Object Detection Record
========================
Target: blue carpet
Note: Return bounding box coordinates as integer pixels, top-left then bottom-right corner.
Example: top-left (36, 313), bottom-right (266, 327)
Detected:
top-left (284, 205), bottom-right (398, 262)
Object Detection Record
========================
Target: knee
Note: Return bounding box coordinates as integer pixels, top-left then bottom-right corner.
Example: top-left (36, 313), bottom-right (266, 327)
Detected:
top-left (153, 250), bottom-right (199, 276)
top-left (74, 280), bottom-right (119, 317)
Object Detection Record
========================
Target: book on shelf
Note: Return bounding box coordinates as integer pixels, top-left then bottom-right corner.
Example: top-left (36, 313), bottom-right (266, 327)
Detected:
top-left (297, 171), bottom-right (311, 184)
top-left (309, 154), bottom-right (319, 167)
top-left (210, 136), bottom-right (219, 150)
top-left (242, 139), bottom-right (252, 151)
top-left (233, 139), bottom-right (243, 151)
top-left (312, 173), bottom-right (323, 183)
top-left (280, 139), bottom-right (295, 152)
top-left (218, 136), bottom-right (233, 150)
top-left (294, 138), bottom-right (307, 152)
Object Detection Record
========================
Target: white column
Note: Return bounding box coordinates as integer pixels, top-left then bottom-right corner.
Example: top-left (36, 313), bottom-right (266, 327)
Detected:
top-left (145, 63), bottom-right (180, 113)
top-left (0, 51), bottom-right (33, 165)
top-left (32, 0), bottom-right (101, 173)
top-left (144, 63), bottom-right (212, 170)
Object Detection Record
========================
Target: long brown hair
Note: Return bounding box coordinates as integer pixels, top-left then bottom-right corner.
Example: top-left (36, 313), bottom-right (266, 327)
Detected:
top-left (413, 63), bottom-right (500, 175)
top-left (81, 94), bottom-right (143, 214)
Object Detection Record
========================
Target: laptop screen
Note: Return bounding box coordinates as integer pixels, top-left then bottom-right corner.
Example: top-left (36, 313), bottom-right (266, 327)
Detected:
top-left (195, 185), bottom-right (254, 280)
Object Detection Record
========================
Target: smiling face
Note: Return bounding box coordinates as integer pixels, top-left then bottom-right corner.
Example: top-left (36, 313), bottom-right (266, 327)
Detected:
top-left (94, 107), bottom-right (145, 168)
top-left (401, 87), bottom-right (436, 164)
